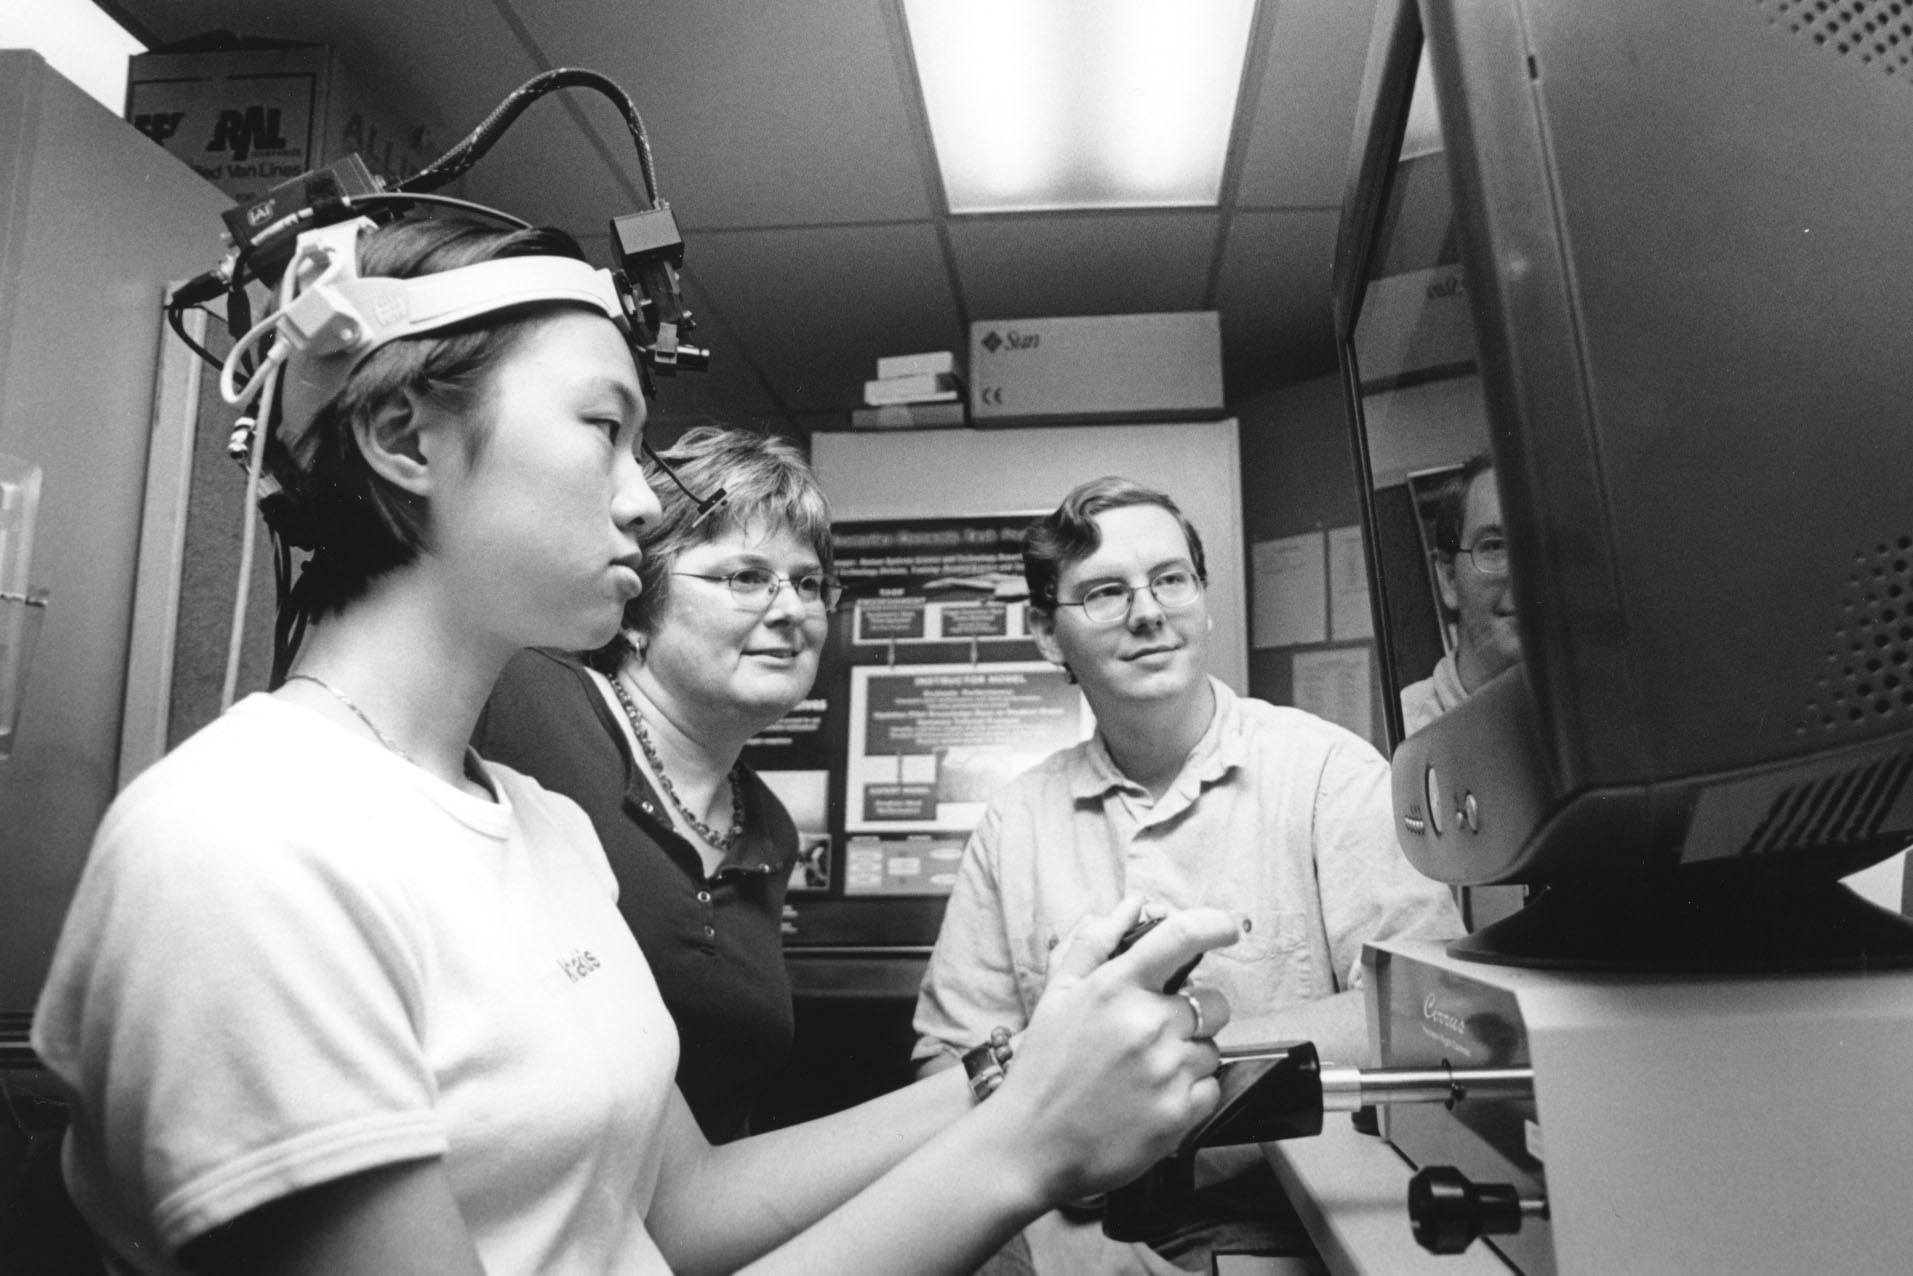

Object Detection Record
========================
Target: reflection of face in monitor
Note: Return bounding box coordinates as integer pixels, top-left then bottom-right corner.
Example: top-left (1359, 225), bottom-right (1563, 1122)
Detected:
top-left (1434, 466), bottom-right (1518, 694)
top-left (1335, 0), bottom-right (1913, 971)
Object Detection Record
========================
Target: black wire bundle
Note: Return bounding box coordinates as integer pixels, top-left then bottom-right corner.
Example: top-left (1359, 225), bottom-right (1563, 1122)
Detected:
top-left (397, 68), bottom-right (662, 209)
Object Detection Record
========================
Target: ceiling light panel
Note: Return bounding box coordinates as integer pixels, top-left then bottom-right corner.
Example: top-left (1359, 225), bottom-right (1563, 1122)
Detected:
top-left (903, 0), bottom-right (1256, 213)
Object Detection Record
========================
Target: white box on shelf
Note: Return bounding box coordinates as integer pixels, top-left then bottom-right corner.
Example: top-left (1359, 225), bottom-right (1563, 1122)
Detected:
top-left (864, 372), bottom-right (963, 406)
top-left (875, 350), bottom-right (959, 380)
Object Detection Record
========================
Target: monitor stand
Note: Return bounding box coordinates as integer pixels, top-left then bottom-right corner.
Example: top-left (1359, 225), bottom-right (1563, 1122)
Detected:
top-left (1448, 867), bottom-right (1913, 972)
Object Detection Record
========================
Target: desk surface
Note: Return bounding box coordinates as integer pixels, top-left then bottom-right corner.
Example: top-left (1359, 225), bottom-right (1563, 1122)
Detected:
top-left (1263, 1120), bottom-right (1515, 1276)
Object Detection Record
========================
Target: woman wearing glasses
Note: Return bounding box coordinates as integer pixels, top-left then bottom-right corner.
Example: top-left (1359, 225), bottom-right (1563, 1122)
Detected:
top-left (475, 425), bottom-right (836, 1142)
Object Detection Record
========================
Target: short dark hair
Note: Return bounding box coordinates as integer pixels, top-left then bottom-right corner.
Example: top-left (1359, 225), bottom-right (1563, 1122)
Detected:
top-left (264, 217), bottom-right (597, 620)
top-left (1431, 451), bottom-right (1496, 557)
top-left (586, 426), bottom-right (834, 673)
top-left (1022, 476), bottom-right (1207, 611)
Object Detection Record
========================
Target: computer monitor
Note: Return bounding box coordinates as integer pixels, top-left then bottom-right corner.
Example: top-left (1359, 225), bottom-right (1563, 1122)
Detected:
top-left (1334, 0), bottom-right (1913, 969)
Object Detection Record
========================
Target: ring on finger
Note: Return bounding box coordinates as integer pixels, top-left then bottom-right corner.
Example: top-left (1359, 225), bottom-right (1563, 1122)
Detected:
top-left (1183, 990), bottom-right (1207, 1040)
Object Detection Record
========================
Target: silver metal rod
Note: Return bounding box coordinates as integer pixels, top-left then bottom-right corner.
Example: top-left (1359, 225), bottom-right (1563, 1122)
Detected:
top-left (1318, 1064), bottom-right (1534, 1111)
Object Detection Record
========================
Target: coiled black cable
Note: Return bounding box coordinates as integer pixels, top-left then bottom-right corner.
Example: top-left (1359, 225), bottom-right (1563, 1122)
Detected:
top-left (396, 68), bottom-right (661, 209)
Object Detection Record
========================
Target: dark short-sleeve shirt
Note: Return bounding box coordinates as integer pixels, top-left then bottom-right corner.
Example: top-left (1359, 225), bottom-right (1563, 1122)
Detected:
top-left (474, 648), bottom-right (796, 1143)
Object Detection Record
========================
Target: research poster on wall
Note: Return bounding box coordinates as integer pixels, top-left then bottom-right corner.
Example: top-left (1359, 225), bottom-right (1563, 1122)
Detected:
top-left (847, 664), bottom-right (1083, 832)
top-left (756, 515), bottom-right (1093, 907)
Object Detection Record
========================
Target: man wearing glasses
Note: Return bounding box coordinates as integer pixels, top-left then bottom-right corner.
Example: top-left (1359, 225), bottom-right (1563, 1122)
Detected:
top-left (1401, 453), bottom-right (1521, 737)
top-left (913, 476), bottom-right (1459, 1275)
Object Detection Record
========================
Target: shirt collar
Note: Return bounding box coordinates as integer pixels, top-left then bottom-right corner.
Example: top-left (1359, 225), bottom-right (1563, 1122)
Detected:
top-left (1432, 652), bottom-right (1470, 712)
top-left (585, 666), bottom-right (784, 877)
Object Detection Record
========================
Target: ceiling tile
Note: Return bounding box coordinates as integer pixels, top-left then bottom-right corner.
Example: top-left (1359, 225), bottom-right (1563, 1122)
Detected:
top-left (500, 0), bottom-right (938, 229)
top-left (1236, 0), bottom-right (1380, 209)
top-left (1214, 208), bottom-right (1342, 391)
top-left (682, 222), bottom-right (964, 416)
top-left (949, 212), bottom-right (1220, 321)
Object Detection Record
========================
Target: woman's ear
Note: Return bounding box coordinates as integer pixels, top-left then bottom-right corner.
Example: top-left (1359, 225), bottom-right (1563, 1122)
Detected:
top-left (352, 392), bottom-right (436, 497)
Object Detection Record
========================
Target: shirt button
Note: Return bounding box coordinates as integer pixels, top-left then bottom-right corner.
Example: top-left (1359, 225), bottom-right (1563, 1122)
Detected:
top-left (703, 925), bottom-right (715, 938)
top-left (696, 890), bottom-right (712, 903)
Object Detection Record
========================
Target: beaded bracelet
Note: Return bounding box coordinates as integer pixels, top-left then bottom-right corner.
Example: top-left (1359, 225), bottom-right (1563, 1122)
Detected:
top-left (961, 1026), bottom-right (1015, 1102)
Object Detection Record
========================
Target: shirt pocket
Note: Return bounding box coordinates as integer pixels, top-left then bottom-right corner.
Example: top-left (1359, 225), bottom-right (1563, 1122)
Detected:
top-left (1010, 926), bottom-right (1062, 1014)
top-left (1196, 909), bottom-right (1319, 1041)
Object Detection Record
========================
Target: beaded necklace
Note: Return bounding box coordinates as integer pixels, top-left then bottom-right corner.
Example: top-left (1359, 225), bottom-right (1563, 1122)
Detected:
top-left (610, 673), bottom-right (743, 854)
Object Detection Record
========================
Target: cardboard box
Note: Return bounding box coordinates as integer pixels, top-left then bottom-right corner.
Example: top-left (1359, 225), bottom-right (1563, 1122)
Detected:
top-left (125, 44), bottom-right (441, 204)
top-left (968, 312), bottom-right (1224, 425)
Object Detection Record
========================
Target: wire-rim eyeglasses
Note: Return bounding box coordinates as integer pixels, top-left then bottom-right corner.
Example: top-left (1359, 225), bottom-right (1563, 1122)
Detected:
top-left (1053, 570), bottom-right (1204, 624)
top-left (1455, 535), bottom-right (1510, 578)
top-left (673, 568), bottom-right (844, 613)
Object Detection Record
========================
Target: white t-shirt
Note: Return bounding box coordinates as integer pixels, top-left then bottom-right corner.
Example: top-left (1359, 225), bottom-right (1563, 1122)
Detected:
top-left (33, 694), bottom-right (678, 1274)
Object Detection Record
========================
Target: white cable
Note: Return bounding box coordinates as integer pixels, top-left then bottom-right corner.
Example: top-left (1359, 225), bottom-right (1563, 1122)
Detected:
top-left (219, 262), bottom-right (300, 709)
top-left (219, 238), bottom-right (347, 410)
top-left (218, 309), bottom-right (291, 409)
top-left (219, 359), bottom-right (276, 711)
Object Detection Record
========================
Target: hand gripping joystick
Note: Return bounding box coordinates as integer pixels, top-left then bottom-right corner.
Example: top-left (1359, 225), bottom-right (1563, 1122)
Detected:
top-left (1103, 1042), bottom-right (1331, 1242)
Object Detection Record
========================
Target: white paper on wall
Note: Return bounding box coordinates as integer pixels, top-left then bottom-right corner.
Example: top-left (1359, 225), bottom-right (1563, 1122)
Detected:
top-left (1252, 531), bottom-right (1326, 648)
top-left (1292, 646), bottom-right (1374, 742)
top-left (1327, 525), bottom-right (1374, 642)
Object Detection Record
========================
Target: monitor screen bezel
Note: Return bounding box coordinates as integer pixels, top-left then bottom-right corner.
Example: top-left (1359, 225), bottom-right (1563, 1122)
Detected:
top-left (1332, 0), bottom-right (1430, 755)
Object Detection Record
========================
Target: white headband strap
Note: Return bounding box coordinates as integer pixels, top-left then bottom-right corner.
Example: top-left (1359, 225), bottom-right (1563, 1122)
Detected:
top-left (219, 218), bottom-right (631, 463)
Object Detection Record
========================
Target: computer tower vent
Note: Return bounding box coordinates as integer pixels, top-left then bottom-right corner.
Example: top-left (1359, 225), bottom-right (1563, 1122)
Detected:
top-left (1742, 750), bottom-right (1913, 854)
top-left (1800, 534), bottom-right (1913, 736)
top-left (1758, 0), bottom-right (1913, 81)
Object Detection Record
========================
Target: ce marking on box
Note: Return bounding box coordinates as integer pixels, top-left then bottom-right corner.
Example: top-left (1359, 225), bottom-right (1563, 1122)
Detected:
top-left (979, 386), bottom-right (1005, 406)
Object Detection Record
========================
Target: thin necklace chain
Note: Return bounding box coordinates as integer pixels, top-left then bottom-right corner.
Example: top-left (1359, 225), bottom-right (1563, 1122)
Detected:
top-left (285, 673), bottom-right (415, 764)
top-left (610, 673), bottom-right (743, 853)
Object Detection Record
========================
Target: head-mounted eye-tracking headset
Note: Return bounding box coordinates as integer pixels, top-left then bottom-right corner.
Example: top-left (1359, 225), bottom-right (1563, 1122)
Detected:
top-left (166, 68), bottom-right (723, 503)
top-left (175, 69), bottom-right (710, 394)
top-left (219, 216), bottom-right (727, 526)
top-left (177, 70), bottom-right (731, 704)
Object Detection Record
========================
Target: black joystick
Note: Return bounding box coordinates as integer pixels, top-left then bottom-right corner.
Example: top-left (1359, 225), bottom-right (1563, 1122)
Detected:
top-left (1407, 1165), bottom-right (1541, 1254)
top-left (1111, 914), bottom-right (1203, 994)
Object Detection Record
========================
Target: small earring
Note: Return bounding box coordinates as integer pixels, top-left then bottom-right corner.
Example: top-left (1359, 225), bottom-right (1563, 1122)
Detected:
top-left (626, 629), bottom-right (650, 662)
